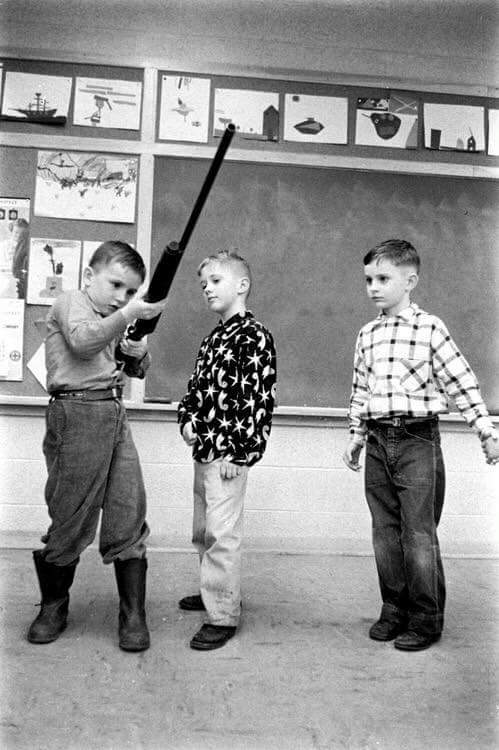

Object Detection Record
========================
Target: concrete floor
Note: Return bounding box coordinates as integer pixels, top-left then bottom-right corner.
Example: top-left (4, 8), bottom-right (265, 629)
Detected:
top-left (0, 548), bottom-right (498, 750)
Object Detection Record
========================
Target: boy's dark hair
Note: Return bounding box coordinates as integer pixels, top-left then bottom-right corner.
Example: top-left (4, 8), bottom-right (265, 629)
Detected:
top-left (197, 248), bottom-right (252, 293)
top-left (89, 241), bottom-right (146, 282)
top-left (363, 239), bottom-right (420, 273)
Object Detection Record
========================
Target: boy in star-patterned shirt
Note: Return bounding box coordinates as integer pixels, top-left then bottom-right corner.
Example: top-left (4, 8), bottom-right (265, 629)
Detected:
top-left (178, 249), bottom-right (276, 650)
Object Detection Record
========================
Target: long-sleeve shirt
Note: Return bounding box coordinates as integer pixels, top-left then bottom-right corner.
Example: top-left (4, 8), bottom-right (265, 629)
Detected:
top-left (178, 311), bottom-right (277, 466)
top-left (348, 302), bottom-right (494, 446)
top-left (45, 289), bottom-right (150, 392)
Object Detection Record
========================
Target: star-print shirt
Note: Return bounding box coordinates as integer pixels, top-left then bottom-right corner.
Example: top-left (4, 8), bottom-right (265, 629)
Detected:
top-left (178, 311), bottom-right (277, 466)
top-left (348, 302), bottom-right (494, 447)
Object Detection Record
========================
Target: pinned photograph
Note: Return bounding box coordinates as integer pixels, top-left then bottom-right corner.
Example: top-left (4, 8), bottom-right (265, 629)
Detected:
top-left (213, 89), bottom-right (279, 141)
top-left (34, 151), bottom-right (138, 223)
top-left (284, 94), bottom-right (348, 144)
top-left (0, 299), bottom-right (24, 381)
top-left (159, 75), bottom-right (211, 142)
top-left (355, 94), bottom-right (418, 148)
top-left (0, 71), bottom-right (72, 126)
top-left (0, 198), bottom-right (30, 300)
top-left (487, 109), bottom-right (499, 156)
top-left (424, 103), bottom-right (485, 152)
top-left (27, 238), bottom-right (81, 305)
top-left (73, 77), bottom-right (142, 130)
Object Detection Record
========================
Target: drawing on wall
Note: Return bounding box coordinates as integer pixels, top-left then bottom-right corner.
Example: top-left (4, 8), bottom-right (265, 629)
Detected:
top-left (487, 109), bottom-right (499, 155)
top-left (159, 75), bottom-right (211, 142)
top-left (0, 299), bottom-right (24, 381)
top-left (0, 198), bottom-right (30, 300)
top-left (424, 103), bottom-right (485, 151)
top-left (27, 238), bottom-right (81, 305)
top-left (0, 72), bottom-right (72, 125)
top-left (283, 94), bottom-right (348, 144)
top-left (355, 94), bottom-right (418, 148)
top-left (34, 151), bottom-right (138, 223)
top-left (213, 89), bottom-right (279, 141)
top-left (73, 77), bottom-right (142, 130)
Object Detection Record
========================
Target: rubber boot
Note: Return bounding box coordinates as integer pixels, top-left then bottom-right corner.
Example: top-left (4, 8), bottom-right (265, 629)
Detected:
top-left (27, 550), bottom-right (78, 644)
top-left (114, 558), bottom-right (150, 652)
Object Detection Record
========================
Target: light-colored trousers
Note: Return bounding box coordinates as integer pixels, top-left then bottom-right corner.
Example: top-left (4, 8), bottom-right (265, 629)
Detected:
top-left (192, 459), bottom-right (249, 626)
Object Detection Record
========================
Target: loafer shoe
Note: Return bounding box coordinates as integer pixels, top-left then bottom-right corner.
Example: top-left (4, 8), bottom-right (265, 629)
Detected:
top-left (394, 630), bottom-right (441, 651)
top-left (179, 594), bottom-right (205, 611)
top-left (369, 619), bottom-right (406, 641)
top-left (190, 624), bottom-right (236, 651)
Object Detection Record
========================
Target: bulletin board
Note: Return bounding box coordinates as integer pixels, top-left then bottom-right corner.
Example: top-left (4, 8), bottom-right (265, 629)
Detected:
top-left (145, 156), bottom-right (499, 411)
top-left (0, 145), bottom-right (137, 397)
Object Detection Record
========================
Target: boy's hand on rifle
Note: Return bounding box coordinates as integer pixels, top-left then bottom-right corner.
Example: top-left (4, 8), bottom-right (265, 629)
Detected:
top-left (121, 297), bottom-right (167, 325)
top-left (480, 429), bottom-right (499, 465)
top-left (119, 337), bottom-right (148, 360)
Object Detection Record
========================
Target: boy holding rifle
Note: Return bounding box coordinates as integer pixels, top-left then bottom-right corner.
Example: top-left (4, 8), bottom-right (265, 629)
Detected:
top-left (27, 241), bottom-right (166, 652)
top-left (178, 249), bottom-right (277, 650)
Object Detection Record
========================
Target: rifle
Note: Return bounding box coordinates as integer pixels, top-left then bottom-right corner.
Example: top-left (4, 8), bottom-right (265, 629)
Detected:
top-left (117, 123), bottom-right (235, 362)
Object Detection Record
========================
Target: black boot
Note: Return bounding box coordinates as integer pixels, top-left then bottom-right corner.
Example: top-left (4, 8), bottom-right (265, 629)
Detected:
top-left (27, 550), bottom-right (78, 644)
top-left (114, 558), bottom-right (150, 652)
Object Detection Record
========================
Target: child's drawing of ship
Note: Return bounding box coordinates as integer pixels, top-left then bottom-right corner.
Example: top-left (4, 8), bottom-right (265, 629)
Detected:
top-left (4, 92), bottom-right (66, 125)
top-left (294, 117), bottom-right (324, 135)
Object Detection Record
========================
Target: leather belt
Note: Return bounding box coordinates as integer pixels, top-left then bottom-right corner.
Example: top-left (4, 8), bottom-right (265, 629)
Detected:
top-left (370, 416), bottom-right (437, 427)
top-left (50, 386), bottom-right (123, 401)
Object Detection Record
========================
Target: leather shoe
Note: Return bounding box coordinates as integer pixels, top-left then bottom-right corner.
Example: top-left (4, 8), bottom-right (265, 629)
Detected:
top-left (190, 624), bottom-right (236, 650)
top-left (369, 619), bottom-right (406, 641)
top-left (179, 594), bottom-right (205, 611)
top-left (394, 630), bottom-right (441, 651)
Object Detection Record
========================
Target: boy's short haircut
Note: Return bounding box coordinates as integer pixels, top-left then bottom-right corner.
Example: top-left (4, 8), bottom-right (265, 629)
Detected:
top-left (89, 241), bottom-right (146, 282)
top-left (363, 238), bottom-right (420, 273)
top-left (197, 249), bottom-right (252, 290)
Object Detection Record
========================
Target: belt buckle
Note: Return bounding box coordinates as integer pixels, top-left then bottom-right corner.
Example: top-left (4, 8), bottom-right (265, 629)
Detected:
top-left (392, 417), bottom-right (402, 427)
top-left (111, 386), bottom-right (121, 399)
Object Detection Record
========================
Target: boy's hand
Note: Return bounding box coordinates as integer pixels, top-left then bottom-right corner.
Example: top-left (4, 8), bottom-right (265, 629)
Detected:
top-left (121, 297), bottom-right (167, 325)
top-left (119, 337), bottom-right (147, 359)
top-left (481, 433), bottom-right (499, 465)
top-left (220, 459), bottom-right (242, 480)
top-left (182, 423), bottom-right (197, 447)
top-left (342, 441), bottom-right (363, 472)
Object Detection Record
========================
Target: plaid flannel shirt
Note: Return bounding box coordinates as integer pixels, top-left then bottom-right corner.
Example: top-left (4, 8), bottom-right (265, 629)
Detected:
top-left (348, 303), bottom-right (493, 446)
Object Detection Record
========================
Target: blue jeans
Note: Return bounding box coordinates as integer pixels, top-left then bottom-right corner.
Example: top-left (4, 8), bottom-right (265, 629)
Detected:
top-left (364, 418), bottom-right (446, 636)
top-left (41, 398), bottom-right (149, 566)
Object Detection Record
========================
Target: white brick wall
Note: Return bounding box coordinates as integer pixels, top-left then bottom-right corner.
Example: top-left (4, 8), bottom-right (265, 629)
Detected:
top-left (1, 407), bottom-right (497, 556)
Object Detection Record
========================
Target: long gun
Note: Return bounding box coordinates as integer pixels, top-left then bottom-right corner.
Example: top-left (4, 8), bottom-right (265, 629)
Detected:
top-left (124, 123), bottom-right (235, 344)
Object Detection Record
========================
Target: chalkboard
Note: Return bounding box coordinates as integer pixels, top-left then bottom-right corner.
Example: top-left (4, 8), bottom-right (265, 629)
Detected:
top-left (146, 157), bottom-right (499, 411)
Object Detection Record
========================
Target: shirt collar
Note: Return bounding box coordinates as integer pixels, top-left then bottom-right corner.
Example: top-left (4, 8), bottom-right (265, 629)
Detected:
top-left (217, 310), bottom-right (254, 333)
top-left (377, 301), bottom-right (420, 322)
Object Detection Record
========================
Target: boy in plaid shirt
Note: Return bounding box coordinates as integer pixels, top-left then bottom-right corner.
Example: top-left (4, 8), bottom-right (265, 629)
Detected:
top-left (343, 239), bottom-right (498, 651)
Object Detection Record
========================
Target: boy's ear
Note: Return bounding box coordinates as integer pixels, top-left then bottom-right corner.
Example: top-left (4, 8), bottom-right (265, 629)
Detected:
top-left (407, 271), bottom-right (419, 292)
top-left (238, 276), bottom-right (250, 295)
top-left (82, 266), bottom-right (93, 287)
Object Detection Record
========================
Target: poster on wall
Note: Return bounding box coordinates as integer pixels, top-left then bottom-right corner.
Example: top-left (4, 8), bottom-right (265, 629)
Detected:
top-left (283, 94), bottom-right (348, 144)
top-left (213, 88), bottom-right (279, 141)
top-left (73, 77), bottom-right (142, 130)
top-left (27, 238), bottom-right (81, 306)
top-left (34, 151), bottom-right (138, 223)
top-left (487, 109), bottom-right (499, 155)
top-left (0, 299), bottom-right (24, 381)
top-left (0, 72), bottom-right (72, 125)
top-left (158, 75), bottom-right (211, 142)
top-left (423, 103), bottom-right (485, 151)
top-left (0, 197), bottom-right (30, 300)
top-left (355, 94), bottom-right (418, 149)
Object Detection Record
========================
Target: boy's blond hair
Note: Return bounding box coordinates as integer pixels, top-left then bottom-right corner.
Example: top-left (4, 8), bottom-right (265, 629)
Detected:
top-left (197, 249), bottom-right (252, 295)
